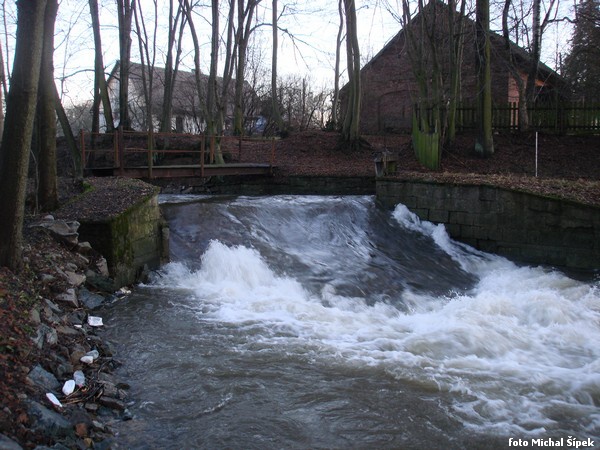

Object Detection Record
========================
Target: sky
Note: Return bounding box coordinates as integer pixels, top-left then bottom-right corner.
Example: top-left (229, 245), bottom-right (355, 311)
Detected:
top-left (0, 0), bottom-right (574, 109)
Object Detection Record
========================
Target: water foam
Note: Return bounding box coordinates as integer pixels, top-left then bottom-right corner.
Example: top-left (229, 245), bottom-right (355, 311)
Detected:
top-left (152, 208), bottom-right (600, 436)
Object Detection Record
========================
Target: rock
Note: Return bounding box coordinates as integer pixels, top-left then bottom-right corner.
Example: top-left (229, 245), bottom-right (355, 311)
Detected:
top-left (97, 397), bottom-right (125, 411)
top-left (77, 287), bottom-right (105, 310)
top-left (28, 365), bottom-right (60, 392)
top-left (95, 257), bottom-right (109, 278)
top-left (0, 433), bottom-right (24, 450)
top-left (67, 310), bottom-right (86, 326)
top-left (30, 307), bottom-right (41, 324)
top-left (91, 420), bottom-right (105, 432)
top-left (84, 403), bottom-right (98, 413)
top-left (74, 422), bottom-right (88, 438)
top-left (39, 273), bottom-right (56, 284)
top-left (32, 324), bottom-right (58, 349)
top-left (29, 219), bottom-right (80, 247)
top-left (63, 270), bottom-right (86, 287)
top-left (55, 289), bottom-right (79, 308)
top-left (69, 346), bottom-right (88, 366)
top-left (44, 327), bottom-right (58, 346)
top-left (44, 299), bottom-right (62, 314)
top-left (55, 326), bottom-right (80, 336)
top-left (27, 401), bottom-right (72, 439)
top-left (76, 241), bottom-right (93, 255)
top-left (85, 273), bottom-right (115, 293)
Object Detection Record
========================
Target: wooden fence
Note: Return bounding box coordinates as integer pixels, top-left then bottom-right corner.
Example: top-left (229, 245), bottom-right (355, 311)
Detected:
top-left (455, 101), bottom-right (600, 133)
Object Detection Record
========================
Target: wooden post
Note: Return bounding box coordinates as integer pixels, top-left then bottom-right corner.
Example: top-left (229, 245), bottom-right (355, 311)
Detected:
top-left (238, 134), bottom-right (242, 162)
top-left (210, 135), bottom-right (215, 164)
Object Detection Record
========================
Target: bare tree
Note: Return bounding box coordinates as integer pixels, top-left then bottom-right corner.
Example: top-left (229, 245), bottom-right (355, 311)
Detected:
top-left (233, 0), bottom-right (262, 136)
top-left (475, 0), bottom-right (494, 156)
top-left (341, 0), bottom-right (361, 150)
top-left (160, 0), bottom-right (186, 133)
top-left (90, 0), bottom-right (114, 133)
top-left (133, 0), bottom-right (157, 131)
top-left (36, 0), bottom-right (59, 211)
top-left (331, 0), bottom-right (344, 130)
top-left (117, 0), bottom-right (136, 130)
top-left (271, 0), bottom-right (284, 132)
top-left (0, 0), bottom-right (47, 269)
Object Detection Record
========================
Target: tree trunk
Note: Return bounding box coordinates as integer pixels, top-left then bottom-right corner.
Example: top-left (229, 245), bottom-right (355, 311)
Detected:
top-left (502, 0), bottom-right (529, 131)
top-left (526, 0), bottom-right (542, 103)
top-left (0, 43), bottom-right (5, 141)
top-left (233, 0), bottom-right (259, 136)
top-left (341, 0), bottom-right (361, 149)
top-left (331, 0), bottom-right (344, 130)
top-left (90, 0), bottom-right (114, 133)
top-left (160, 1), bottom-right (184, 133)
top-left (475, 0), bottom-right (494, 156)
top-left (0, 0), bottom-right (47, 269)
top-left (446, 0), bottom-right (466, 145)
top-left (54, 84), bottom-right (81, 177)
top-left (37, 0), bottom-right (59, 212)
top-left (206, 0), bottom-right (219, 137)
top-left (117, 0), bottom-right (135, 130)
top-left (271, 0), bottom-right (284, 132)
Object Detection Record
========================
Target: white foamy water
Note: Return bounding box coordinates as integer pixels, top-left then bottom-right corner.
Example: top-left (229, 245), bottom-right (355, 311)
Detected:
top-left (150, 201), bottom-right (600, 438)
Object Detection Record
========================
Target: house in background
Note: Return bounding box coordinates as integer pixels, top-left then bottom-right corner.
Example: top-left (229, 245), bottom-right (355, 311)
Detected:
top-left (344, 1), bottom-right (565, 134)
top-left (103, 61), bottom-right (260, 134)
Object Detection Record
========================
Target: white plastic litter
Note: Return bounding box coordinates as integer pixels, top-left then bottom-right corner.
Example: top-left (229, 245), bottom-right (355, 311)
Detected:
top-left (87, 316), bottom-right (103, 327)
top-left (46, 392), bottom-right (63, 408)
top-left (80, 355), bottom-right (94, 364)
top-left (73, 370), bottom-right (85, 387)
top-left (62, 379), bottom-right (75, 396)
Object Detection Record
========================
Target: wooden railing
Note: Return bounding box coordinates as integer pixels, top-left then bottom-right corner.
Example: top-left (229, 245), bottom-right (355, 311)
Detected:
top-left (79, 129), bottom-right (276, 178)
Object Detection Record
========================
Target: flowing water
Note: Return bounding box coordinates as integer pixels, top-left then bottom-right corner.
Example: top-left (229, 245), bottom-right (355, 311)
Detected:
top-left (102, 195), bottom-right (600, 449)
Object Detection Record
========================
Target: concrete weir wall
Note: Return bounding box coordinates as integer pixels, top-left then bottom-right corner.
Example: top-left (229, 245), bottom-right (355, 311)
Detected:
top-left (78, 193), bottom-right (168, 287)
top-left (376, 179), bottom-right (600, 271)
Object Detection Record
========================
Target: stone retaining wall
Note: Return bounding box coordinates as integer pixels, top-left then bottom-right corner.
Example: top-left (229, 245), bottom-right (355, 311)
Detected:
top-left (78, 193), bottom-right (168, 287)
top-left (377, 179), bottom-right (600, 271)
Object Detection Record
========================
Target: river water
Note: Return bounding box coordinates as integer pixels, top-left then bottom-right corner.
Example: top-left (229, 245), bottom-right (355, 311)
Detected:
top-left (102, 195), bottom-right (600, 449)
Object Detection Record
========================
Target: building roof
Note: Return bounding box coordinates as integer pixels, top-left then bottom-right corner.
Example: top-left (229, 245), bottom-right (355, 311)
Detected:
top-left (359, 0), bottom-right (562, 86)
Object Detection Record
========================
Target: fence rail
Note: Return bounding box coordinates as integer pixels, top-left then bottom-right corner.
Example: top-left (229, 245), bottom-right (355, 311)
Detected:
top-left (454, 101), bottom-right (600, 133)
top-left (79, 129), bottom-right (276, 179)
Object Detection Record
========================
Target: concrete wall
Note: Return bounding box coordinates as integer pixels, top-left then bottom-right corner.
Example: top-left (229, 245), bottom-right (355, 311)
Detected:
top-left (377, 179), bottom-right (600, 271)
top-left (78, 193), bottom-right (168, 287)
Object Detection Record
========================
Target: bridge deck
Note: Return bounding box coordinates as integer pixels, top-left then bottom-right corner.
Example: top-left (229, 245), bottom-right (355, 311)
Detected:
top-left (97, 163), bottom-right (273, 178)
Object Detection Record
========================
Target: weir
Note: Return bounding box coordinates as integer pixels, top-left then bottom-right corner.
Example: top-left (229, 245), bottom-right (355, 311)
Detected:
top-left (102, 195), bottom-right (600, 448)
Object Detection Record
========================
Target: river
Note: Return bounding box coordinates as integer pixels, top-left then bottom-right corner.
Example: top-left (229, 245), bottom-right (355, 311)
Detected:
top-left (102, 195), bottom-right (600, 449)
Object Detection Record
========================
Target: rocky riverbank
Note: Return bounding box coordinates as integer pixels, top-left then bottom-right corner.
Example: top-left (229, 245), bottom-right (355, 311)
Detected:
top-left (1, 180), bottom-right (155, 449)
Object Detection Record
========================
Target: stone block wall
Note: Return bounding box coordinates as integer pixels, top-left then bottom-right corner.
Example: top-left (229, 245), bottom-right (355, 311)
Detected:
top-left (377, 179), bottom-right (600, 271)
top-left (78, 193), bottom-right (168, 287)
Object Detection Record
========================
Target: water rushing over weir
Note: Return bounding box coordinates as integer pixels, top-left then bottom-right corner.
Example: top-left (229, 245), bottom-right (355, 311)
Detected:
top-left (102, 195), bottom-right (600, 449)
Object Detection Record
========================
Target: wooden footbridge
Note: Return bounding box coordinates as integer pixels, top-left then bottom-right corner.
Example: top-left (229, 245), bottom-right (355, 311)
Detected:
top-left (80, 129), bottom-right (275, 179)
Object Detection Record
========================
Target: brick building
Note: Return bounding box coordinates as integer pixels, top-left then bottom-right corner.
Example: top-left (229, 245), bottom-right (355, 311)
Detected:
top-left (343, 1), bottom-right (563, 134)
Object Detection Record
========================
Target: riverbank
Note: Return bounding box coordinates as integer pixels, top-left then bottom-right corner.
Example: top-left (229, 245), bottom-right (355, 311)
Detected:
top-left (0, 178), bottom-right (158, 449)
